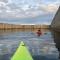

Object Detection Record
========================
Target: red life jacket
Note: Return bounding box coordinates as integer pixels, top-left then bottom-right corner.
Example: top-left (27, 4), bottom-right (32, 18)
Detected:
top-left (37, 30), bottom-right (42, 36)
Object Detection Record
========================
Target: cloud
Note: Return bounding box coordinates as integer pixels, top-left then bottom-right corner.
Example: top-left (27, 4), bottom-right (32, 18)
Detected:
top-left (0, 0), bottom-right (60, 18)
top-left (47, 4), bottom-right (58, 12)
top-left (0, 0), bottom-right (8, 3)
top-left (0, 13), bottom-right (54, 25)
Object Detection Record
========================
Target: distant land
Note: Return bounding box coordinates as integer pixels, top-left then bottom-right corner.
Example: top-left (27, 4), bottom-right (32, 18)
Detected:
top-left (0, 23), bottom-right (50, 29)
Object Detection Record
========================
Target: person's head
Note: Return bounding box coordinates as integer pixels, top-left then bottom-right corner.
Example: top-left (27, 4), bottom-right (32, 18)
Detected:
top-left (38, 29), bottom-right (40, 31)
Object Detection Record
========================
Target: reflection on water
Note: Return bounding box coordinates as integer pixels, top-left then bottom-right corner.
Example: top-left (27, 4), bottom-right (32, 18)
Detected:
top-left (0, 29), bottom-right (59, 60)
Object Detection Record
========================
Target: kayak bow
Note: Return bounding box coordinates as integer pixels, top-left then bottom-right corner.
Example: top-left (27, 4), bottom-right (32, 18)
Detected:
top-left (11, 41), bottom-right (33, 60)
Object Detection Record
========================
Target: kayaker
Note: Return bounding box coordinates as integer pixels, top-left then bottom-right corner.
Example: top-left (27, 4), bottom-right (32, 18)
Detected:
top-left (37, 29), bottom-right (42, 36)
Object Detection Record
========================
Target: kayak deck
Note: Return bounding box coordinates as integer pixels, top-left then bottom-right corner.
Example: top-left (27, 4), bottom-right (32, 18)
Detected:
top-left (11, 41), bottom-right (33, 60)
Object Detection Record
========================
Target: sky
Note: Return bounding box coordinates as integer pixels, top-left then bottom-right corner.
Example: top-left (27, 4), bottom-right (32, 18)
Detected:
top-left (0, 0), bottom-right (60, 25)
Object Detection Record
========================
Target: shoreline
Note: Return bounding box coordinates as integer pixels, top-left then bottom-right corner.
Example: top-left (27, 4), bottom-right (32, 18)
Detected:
top-left (0, 23), bottom-right (50, 30)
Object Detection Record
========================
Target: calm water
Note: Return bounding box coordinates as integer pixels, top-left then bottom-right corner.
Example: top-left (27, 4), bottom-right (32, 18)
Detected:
top-left (0, 29), bottom-right (59, 60)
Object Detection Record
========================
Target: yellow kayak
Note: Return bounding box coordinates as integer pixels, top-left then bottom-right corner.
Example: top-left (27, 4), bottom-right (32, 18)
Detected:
top-left (11, 41), bottom-right (33, 60)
